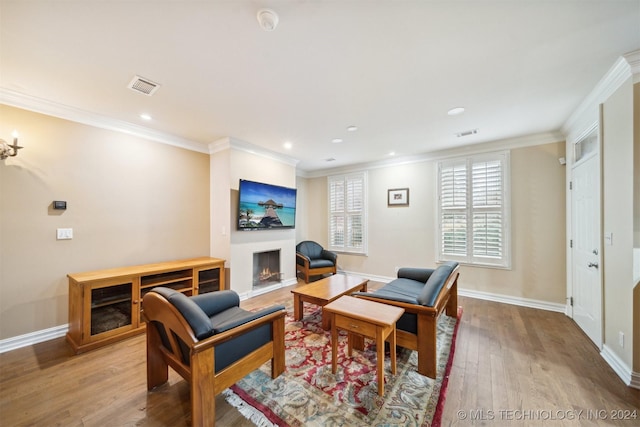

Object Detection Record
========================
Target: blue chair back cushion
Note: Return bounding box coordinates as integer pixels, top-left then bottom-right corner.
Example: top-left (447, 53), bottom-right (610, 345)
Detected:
top-left (296, 241), bottom-right (324, 260)
top-left (416, 261), bottom-right (458, 306)
top-left (152, 287), bottom-right (213, 340)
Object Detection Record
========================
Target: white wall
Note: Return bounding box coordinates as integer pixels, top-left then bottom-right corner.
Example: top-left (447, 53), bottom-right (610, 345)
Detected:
top-left (602, 77), bottom-right (635, 368)
top-left (218, 145), bottom-right (298, 296)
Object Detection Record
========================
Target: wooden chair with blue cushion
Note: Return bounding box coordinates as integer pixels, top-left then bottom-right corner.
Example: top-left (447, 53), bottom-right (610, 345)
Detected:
top-left (296, 240), bottom-right (338, 283)
top-left (142, 287), bottom-right (286, 426)
top-left (353, 261), bottom-right (459, 379)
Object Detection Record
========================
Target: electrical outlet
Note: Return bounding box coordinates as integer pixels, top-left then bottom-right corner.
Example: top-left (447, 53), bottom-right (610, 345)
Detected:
top-left (56, 228), bottom-right (73, 240)
top-left (619, 331), bottom-right (624, 348)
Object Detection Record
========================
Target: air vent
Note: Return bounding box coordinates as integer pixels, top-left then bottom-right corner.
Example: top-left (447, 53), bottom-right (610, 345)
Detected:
top-left (455, 129), bottom-right (478, 138)
top-left (127, 75), bottom-right (160, 96)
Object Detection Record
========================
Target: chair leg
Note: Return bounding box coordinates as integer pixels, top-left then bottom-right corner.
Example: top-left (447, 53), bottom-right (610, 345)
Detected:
top-left (446, 280), bottom-right (458, 317)
top-left (271, 315), bottom-right (285, 378)
top-left (190, 347), bottom-right (215, 427)
top-left (146, 325), bottom-right (169, 390)
top-left (417, 314), bottom-right (437, 379)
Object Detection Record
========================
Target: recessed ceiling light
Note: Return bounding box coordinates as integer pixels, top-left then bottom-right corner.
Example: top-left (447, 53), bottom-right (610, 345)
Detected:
top-left (346, 125), bottom-right (358, 132)
top-left (283, 142), bottom-right (292, 150)
top-left (140, 113), bottom-right (152, 121)
top-left (447, 107), bottom-right (465, 116)
top-left (332, 138), bottom-right (343, 144)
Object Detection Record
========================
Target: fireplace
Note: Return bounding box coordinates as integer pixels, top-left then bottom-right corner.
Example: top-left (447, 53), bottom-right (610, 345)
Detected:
top-left (253, 249), bottom-right (282, 288)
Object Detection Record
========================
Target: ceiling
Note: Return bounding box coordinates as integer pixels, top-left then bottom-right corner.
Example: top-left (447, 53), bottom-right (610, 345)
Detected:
top-left (1, 1), bottom-right (639, 173)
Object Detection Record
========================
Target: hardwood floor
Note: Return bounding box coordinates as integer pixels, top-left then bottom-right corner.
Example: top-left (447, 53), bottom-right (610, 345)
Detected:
top-left (1, 281), bottom-right (638, 426)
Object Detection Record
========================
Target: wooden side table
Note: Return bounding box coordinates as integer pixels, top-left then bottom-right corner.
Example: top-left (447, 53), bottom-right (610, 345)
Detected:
top-left (323, 295), bottom-right (405, 396)
top-left (291, 274), bottom-right (368, 329)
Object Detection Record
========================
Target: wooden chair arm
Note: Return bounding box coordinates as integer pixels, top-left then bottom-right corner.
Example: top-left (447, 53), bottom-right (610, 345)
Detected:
top-left (296, 252), bottom-right (311, 266)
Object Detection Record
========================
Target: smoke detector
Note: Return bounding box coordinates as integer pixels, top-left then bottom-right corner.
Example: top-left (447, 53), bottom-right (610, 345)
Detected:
top-left (257, 9), bottom-right (279, 31)
top-left (127, 75), bottom-right (160, 96)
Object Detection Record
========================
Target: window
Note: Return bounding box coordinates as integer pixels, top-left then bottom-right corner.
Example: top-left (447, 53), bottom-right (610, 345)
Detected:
top-left (328, 172), bottom-right (367, 254)
top-left (437, 151), bottom-right (510, 268)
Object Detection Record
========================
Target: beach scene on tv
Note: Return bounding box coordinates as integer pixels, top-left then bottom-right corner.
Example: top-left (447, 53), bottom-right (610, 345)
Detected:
top-left (238, 180), bottom-right (297, 229)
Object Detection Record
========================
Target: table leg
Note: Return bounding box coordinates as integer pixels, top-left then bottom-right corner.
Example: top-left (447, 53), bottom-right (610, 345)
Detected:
top-left (376, 327), bottom-right (384, 396)
top-left (390, 327), bottom-right (397, 375)
top-left (293, 295), bottom-right (303, 321)
top-left (331, 313), bottom-right (338, 374)
top-left (321, 310), bottom-right (330, 330)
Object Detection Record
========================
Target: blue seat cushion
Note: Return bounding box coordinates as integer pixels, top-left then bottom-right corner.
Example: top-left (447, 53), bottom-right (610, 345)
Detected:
top-left (309, 259), bottom-right (335, 269)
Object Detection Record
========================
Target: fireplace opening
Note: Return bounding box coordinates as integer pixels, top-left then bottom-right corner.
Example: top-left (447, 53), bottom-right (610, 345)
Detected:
top-left (253, 249), bottom-right (281, 288)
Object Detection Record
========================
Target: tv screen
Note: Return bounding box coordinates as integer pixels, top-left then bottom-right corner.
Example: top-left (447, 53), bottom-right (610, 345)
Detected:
top-left (238, 179), bottom-right (297, 230)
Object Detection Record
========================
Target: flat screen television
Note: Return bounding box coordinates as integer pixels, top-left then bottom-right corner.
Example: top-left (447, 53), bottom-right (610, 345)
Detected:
top-left (237, 179), bottom-right (297, 230)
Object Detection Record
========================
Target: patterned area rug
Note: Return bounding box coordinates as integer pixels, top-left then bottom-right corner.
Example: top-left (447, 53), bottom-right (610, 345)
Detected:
top-left (224, 300), bottom-right (461, 427)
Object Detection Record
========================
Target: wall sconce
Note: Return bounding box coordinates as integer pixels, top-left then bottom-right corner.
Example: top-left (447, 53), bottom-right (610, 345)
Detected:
top-left (0, 131), bottom-right (23, 160)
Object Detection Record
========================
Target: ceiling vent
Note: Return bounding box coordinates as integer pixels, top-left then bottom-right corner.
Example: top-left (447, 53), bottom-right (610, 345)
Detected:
top-left (127, 75), bottom-right (160, 96)
top-left (455, 129), bottom-right (478, 138)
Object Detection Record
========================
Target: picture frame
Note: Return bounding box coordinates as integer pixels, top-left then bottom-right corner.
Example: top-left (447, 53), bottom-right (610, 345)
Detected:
top-left (387, 188), bottom-right (409, 206)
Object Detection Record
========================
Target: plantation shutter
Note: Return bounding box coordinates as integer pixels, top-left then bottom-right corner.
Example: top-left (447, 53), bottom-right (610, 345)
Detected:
top-left (472, 160), bottom-right (503, 259)
top-left (437, 152), bottom-right (510, 268)
top-left (328, 172), bottom-right (367, 254)
top-left (440, 161), bottom-right (467, 256)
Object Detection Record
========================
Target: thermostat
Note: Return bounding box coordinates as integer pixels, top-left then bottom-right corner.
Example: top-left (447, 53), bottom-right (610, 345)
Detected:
top-left (53, 201), bottom-right (67, 210)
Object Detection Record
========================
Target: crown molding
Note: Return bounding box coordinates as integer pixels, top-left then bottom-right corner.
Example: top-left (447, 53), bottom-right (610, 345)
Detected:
top-left (562, 50), bottom-right (639, 143)
top-left (300, 130), bottom-right (564, 178)
top-left (0, 88), bottom-right (209, 153)
top-left (209, 136), bottom-right (299, 167)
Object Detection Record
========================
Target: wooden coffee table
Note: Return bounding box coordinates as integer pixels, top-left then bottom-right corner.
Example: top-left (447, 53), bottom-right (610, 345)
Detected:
top-left (291, 274), bottom-right (368, 329)
top-left (323, 295), bottom-right (405, 396)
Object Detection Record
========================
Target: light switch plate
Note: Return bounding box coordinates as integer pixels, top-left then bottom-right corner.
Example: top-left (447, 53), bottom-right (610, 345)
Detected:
top-left (604, 232), bottom-right (613, 246)
top-left (57, 228), bottom-right (73, 240)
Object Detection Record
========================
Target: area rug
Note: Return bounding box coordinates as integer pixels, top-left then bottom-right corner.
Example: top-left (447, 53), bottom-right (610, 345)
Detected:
top-left (224, 301), bottom-right (461, 427)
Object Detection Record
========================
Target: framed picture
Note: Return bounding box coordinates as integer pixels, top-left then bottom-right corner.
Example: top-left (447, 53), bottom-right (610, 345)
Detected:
top-left (388, 188), bottom-right (409, 206)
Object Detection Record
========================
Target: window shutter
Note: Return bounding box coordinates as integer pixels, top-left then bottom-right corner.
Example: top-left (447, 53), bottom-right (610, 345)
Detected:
top-left (440, 161), bottom-right (467, 256)
top-left (328, 172), bottom-right (367, 254)
top-left (472, 159), bottom-right (503, 259)
top-left (437, 151), bottom-right (510, 268)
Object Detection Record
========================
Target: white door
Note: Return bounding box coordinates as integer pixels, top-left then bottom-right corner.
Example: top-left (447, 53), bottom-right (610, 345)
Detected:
top-left (571, 153), bottom-right (602, 348)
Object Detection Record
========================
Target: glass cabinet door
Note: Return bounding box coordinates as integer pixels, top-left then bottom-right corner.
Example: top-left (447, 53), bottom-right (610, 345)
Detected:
top-left (89, 282), bottom-right (133, 336)
top-left (198, 268), bottom-right (221, 294)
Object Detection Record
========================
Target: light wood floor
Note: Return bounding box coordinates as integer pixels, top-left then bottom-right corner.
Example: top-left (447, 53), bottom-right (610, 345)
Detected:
top-left (1, 281), bottom-right (639, 426)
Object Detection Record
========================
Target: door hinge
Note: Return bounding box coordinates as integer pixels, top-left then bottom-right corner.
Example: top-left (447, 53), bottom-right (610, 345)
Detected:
top-left (569, 181), bottom-right (573, 190)
top-left (570, 239), bottom-right (573, 248)
top-left (569, 296), bottom-right (573, 306)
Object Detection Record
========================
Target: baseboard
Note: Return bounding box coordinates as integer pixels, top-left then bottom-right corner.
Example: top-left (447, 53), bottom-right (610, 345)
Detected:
top-left (457, 288), bottom-right (567, 313)
top-left (631, 371), bottom-right (640, 390)
top-left (601, 344), bottom-right (635, 387)
top-left (0, 324), bottom-right (69, 354)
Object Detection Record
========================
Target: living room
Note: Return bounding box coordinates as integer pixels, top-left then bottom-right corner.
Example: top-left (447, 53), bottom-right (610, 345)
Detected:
top-left (1, 1), bottom-right (640, 425)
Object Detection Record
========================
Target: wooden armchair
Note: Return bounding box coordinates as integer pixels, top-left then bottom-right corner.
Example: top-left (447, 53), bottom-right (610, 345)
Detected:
top-left (142, 287), bottom-right (286, 426)
top-left (353, 261), bottom-right (459, 379)
top-left (296, 240), bottom-right (338, 283)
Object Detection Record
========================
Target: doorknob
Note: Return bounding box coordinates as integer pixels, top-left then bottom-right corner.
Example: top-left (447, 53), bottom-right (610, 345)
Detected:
top-left (588, 262), bottom-right (599, 269)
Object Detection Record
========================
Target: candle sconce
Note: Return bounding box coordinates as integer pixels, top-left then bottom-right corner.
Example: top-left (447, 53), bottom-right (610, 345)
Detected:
top-left (0, 131), bottom-right (23, 160)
